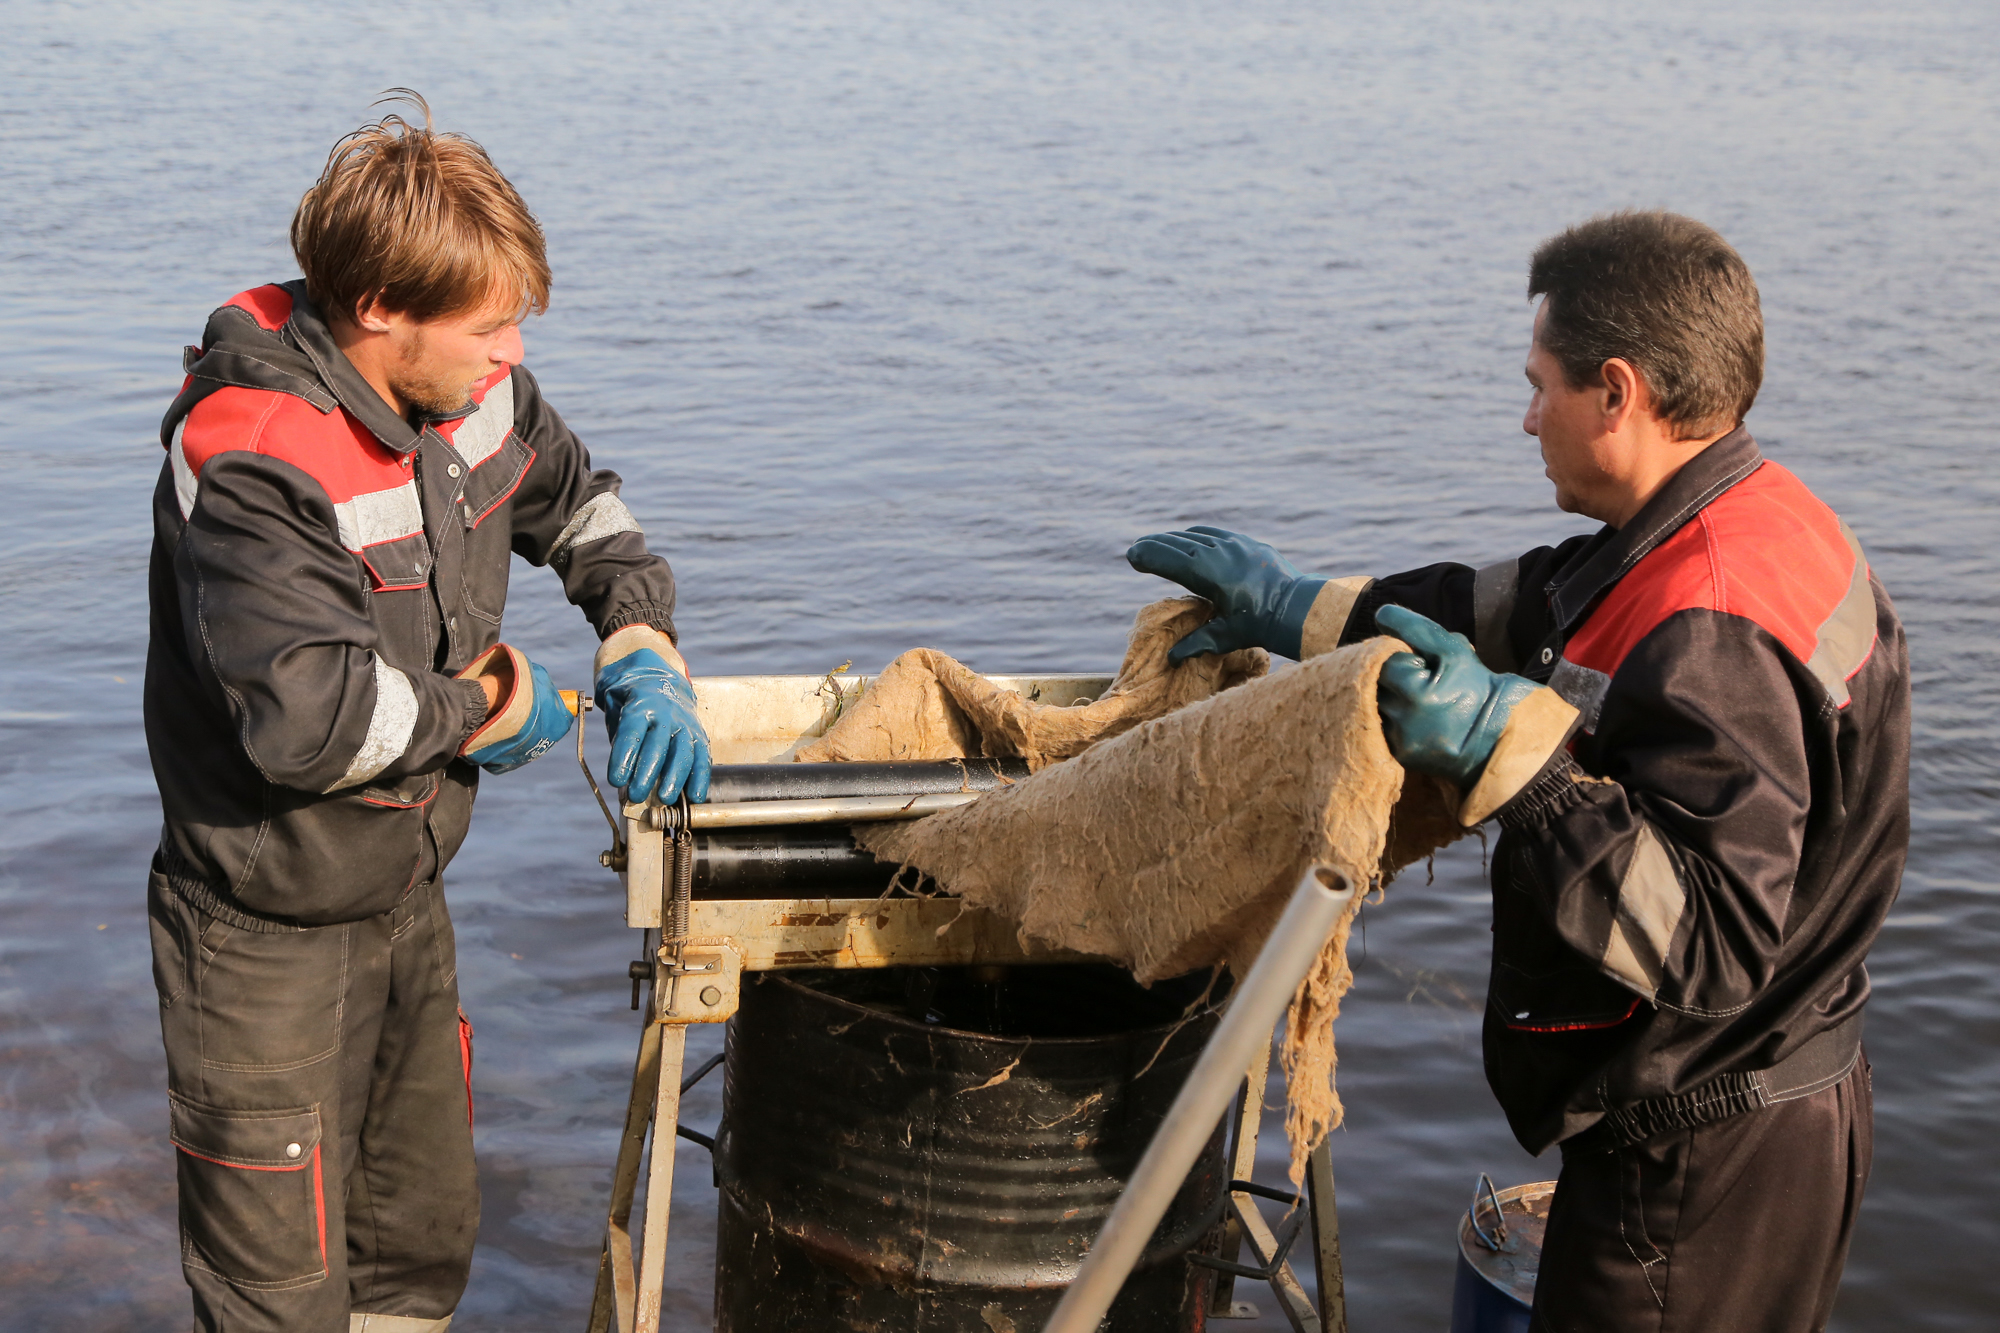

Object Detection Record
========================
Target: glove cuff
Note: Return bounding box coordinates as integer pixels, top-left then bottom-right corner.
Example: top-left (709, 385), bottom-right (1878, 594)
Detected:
top-left (1264, 576), bottom-right (1327, 660)
top-left (1457, 686), bottom-right (1581, 826)
top-left (1296, 576), bottom-right (1375, 659)
top-left (457, 643), bottom-right (534, 755)
top-left (596, 623), bottom-right (681, 676)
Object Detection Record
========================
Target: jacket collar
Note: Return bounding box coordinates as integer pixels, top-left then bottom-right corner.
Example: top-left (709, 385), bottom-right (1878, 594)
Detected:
top-left (1546, 427), bottom-right (1765, 632)
top-left (279, 281), bottom-right (431, 456)
top-left (166, 280), bottom-right (484, 454)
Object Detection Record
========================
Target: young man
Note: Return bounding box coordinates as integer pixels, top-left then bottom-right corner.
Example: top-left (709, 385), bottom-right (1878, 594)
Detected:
top-left (1130, 212), bottom-right (1906, 1331)
top-left (144, 95), bottom-right (710, 1331)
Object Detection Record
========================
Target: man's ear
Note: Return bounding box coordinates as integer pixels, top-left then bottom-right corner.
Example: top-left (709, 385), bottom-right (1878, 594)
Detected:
top-left (352, 291), bottom-right (397, 335)
top-left (1598, 357), bottom-right (1650, 431)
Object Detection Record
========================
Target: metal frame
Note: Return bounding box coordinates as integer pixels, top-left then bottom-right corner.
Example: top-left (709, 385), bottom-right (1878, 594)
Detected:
top-left (588, 818), bottom-right (1349, 1333)
top-left (1201, 1038), bottom-right (1348, 1332)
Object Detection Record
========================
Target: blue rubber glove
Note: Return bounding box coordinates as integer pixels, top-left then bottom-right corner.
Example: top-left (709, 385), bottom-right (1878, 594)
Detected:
top-left (596, 647), bottom-right (712, 805)
top-left (1374, 605), bottom-right (1540, 790)
top-left (1124, 526), bottom-right (1328, 662)
top-left (458, 644), bottom-right (575, 774)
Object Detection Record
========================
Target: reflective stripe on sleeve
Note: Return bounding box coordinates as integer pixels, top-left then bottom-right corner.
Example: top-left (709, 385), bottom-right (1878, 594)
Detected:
top-left (326, 657), bottom-right (419, 792)
top-left (1600, 822), bottom-right (1686, 1000)
top-left (1802, 523), bottom-right (1878, 708)
top-left (170, 421), bottom-right (199, 519)
top-left (1548, 656), bottom-right (1611, 734)
top-left (549, 492), bottom-right (643, 572)
top-left (1472, 556), bottom-right (1521, 673)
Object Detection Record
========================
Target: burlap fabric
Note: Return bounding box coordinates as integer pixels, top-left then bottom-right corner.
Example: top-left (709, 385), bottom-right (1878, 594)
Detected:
top-left (804, 598), bottom-right (1463, 1178)
top-left (796, 597), bottom-right (1269, 769)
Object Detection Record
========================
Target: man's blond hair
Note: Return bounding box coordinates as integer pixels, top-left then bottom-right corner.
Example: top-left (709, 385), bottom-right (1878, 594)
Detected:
top-left (291, 90), bottom-right (551, 325)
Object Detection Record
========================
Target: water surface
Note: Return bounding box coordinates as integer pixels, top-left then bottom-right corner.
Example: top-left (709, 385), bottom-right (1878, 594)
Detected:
top-left (3, 2), bottom-right (1996, 1328)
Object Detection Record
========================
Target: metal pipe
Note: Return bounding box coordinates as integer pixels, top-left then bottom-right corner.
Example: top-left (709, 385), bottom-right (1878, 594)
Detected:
top-left (649, 791), bottom-right (985, 830)
top-left (1040, 865), bottom-right (1356, 1333)
top-left (705, 758), bottom-right (1028, 803)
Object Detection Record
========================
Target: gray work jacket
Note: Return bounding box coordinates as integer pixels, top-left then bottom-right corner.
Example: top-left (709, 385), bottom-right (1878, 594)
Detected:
top-left (146, 281), bottom-right (676, 928)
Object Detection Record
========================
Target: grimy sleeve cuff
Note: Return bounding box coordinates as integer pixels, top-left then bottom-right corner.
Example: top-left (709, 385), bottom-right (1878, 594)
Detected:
top-left (599, 599), bottom-right (678, 644)
top-left (454, 677), bottom-right (490, 747)
top-left (1298, 576), bottom-right (1375, 659)
top-left (1457, 686), bottom-right (1581, 827)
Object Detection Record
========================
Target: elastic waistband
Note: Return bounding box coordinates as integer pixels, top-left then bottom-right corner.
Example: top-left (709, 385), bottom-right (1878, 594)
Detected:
top-left (1581, 1011), bottom-right (1864, 1151)
top-left (152, 843), bottom-right (431, 933)
top-left (154, 845), bottom-right (308, 934)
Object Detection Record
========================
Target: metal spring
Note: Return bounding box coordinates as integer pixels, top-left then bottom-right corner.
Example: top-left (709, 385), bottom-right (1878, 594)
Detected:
top-left (668, 792), bottom-right (694, 945)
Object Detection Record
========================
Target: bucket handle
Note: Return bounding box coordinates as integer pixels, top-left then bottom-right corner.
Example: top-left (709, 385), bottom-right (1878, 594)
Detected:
top-left (1468, 1172), bottom-right (1510, 1252)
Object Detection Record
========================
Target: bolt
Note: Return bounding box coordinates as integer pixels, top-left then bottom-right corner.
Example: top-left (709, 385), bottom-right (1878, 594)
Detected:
top-left (699, 985), bottom-right (722, 1007)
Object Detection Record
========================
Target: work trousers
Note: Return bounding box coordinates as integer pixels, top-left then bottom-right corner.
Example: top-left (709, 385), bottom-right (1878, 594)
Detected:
top-left (148, 869), bottom-right (479, 1332)
top-left (1530, 1057), bottom-right (1872, 1333)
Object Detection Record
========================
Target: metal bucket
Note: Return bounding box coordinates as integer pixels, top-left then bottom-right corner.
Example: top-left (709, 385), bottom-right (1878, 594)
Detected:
top-left (1450, 1176), bottom-right (1557, 1333)
top-left (713, 963), bottom-right (1227, 1331)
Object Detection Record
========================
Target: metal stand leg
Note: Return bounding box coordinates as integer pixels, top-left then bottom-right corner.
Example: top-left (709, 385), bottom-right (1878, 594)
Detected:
top-left (584, 1015), bottom-right (690, 1333)
top-left (589, 1011), bottom-right (664, 1333)
top-left (1228, 1194), bottom-right (1322, 1331)
top-left (1307, 1138), bottom-right (1347, 1333)
top-left (1191, 1041), bottom-right (1348, 1333)
top-left (1184, 1024), bottom-right (1328, 1328)
top-left (1210, 1041), bottom-right (1274, 1319)
top-left (635, 1024), bottom-right (687, 1333)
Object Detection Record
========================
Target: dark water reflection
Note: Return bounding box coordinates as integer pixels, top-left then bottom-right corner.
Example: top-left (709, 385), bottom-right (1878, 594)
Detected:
top-left (3, 2), bottom-right (1996, 1329)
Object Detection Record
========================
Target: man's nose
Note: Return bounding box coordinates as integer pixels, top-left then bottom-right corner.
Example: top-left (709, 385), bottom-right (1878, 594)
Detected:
top-left (1522, 397), bottom-right (1539, 437)
top-left (492, 324), bottom-right (525, 367)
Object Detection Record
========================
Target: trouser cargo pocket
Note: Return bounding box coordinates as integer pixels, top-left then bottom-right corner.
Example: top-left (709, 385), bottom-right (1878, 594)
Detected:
top-left (170, 1094), bottom-right (327, 1290)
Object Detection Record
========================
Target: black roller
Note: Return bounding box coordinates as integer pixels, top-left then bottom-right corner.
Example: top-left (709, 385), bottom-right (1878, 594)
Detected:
top-left (704, 758), bottom-right (1029, 803)
top-left (693, 826), bottom-right (897, 899)
top-left (689, 759), bottom-right (1028, 898)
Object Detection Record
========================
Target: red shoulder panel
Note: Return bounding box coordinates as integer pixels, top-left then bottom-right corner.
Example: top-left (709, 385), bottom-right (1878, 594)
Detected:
top-left (1565, 462), bottom-right (1855, 677)
top-left (176, 386), bottom-right (286, 472)
top-left (250, 397), bottom-right (408, 503)
top-left (176, 386), bottom-right (409, 503)
top-left (224, 285), bottom-right (296, 332)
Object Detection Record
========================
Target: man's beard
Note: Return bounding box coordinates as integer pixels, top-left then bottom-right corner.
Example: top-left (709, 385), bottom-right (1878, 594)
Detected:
top-left (389, 329), bottom-right (480, 416)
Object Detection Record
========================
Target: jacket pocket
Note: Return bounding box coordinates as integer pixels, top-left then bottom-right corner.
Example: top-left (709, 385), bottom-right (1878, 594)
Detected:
top-left (170, 1095), bottom-right (327, 1289)
top-left (359, 770), bottom-right (441, 809)
top-left (457, 486), bottom-right (519, 624)
top-left (148, 873), bottom-right (190, 1010)
top-left (1490, 958), bottom-right (1645, 1032)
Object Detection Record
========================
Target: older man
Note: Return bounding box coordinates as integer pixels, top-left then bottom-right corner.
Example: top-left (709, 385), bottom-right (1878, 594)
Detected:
top-left (145, 94), bottom-right (710, 1331)
top-left (1130, 211), bottom-right (1906, 1331)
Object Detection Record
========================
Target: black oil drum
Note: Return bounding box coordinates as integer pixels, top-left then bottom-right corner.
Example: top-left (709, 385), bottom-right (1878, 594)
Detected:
top-left (713, 964), bottom-right (1228, 1331)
